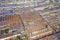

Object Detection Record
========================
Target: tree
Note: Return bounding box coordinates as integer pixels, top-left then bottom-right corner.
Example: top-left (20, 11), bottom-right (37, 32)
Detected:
top-left (24, 34), bottom-right (28, 40)
top-left (3, 28), bottom-right (9, 34)
top-left (15, 36), bottom-right (23, 40)
top-left (0, 30), bottom-right (4, 35)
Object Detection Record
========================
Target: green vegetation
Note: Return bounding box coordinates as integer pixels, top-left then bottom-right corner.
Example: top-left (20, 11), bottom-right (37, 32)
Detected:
top-left (24, 34), bottom-right (28, 40)
top-left (57, 22), bottom-right (60, 27)
top-left (44, 7), bottom-right (49, 11)
top-left (3, 28), bottom-right (9, 34)
top-left (7, 0), bottom-right (12, 3)
top-left (15, 36), bottom-right (23, 40)
top-left (0, 3), bottom-right (1, 5)
top-left (1, 30), bottom-right (4, 34)
top-left (0, 28), bottom-right (9, 35)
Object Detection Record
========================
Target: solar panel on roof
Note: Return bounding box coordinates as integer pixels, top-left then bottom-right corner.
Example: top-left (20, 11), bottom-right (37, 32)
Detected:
top-left (3, 10), bottom-right (13, 13)
top-left (0, 10), bottom-right (13, 15)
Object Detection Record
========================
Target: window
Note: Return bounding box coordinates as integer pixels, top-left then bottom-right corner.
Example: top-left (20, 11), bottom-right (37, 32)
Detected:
top-left (32, 31), bottom-right (39, 34)
top-left (31, 28), bottom-right (48, 35)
